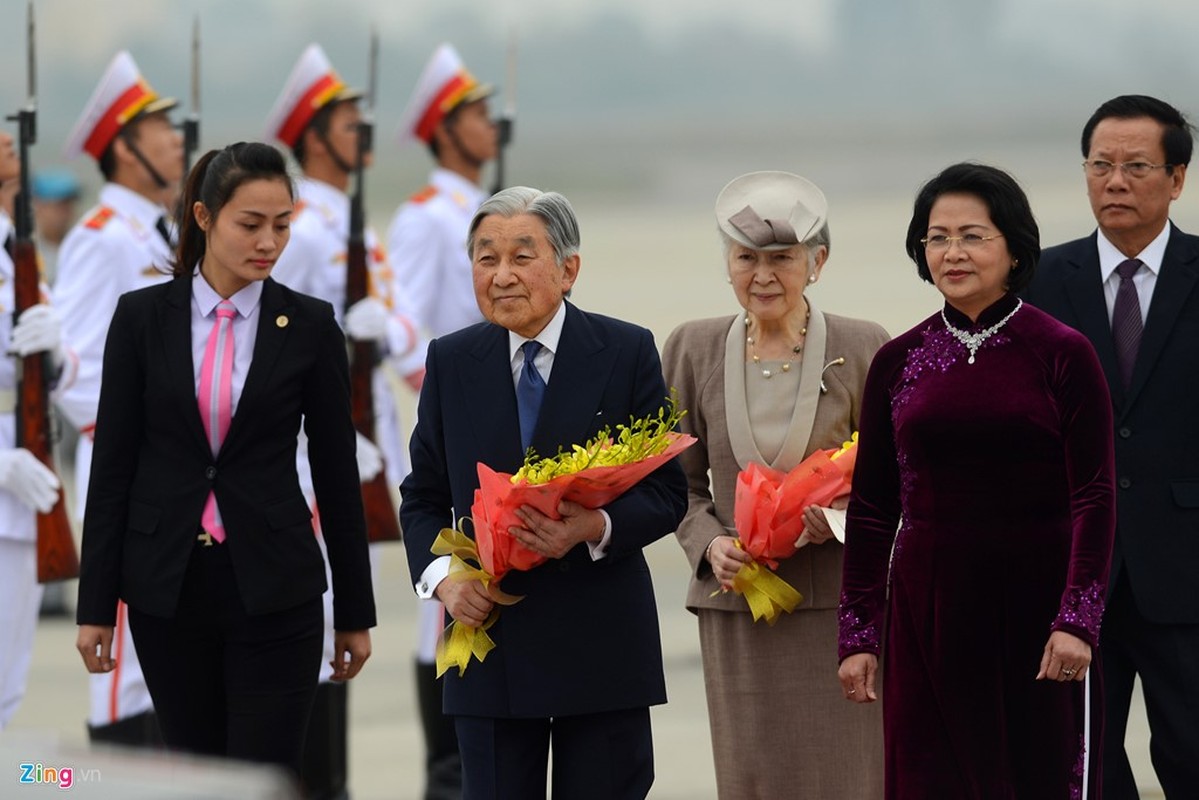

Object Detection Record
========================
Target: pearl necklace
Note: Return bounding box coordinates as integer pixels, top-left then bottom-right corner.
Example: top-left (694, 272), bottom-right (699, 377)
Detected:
top-left (746, 307), bottom-right (810, 379)
top-left (940, 299), bottom-right (1023, 364)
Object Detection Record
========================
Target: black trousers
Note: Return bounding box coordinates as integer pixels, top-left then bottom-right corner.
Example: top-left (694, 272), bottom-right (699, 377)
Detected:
top-left (128, 539), bottom-right (323, 777)
top-left (455, 707), bottom-right (653, 800)
top-left (1101, 571), bottom-right (1199, 799)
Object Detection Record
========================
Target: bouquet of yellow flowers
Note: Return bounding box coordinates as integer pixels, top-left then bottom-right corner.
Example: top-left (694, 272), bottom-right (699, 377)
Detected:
top-left (725, 433), bottom-right (858, 625)
top-left (432, 393), bottom-right (695, 677)
top-left (474, 391), bottom-right (695, 581)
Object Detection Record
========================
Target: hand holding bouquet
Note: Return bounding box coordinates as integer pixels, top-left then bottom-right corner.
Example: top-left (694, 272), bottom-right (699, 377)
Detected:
top-left (725, 434), bottom-right (858, 624)
top-left (472, 391), bottom-right (695, 582)
top-left (434, 393), bottom-right (695, 676)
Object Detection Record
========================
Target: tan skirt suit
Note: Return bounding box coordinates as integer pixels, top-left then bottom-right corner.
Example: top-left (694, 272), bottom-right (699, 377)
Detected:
top-left (662, 305), bottom-right (888, 800)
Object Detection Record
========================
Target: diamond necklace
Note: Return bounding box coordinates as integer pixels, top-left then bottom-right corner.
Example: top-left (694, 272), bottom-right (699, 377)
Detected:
top-left (940, 299), bottom-right (1023, 365)
top-left (746, 305), bottom-right (810, 379)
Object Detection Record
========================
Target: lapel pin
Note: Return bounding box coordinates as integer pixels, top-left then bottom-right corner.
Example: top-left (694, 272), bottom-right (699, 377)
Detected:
top-left (276, 315), bottom-right (289, 328)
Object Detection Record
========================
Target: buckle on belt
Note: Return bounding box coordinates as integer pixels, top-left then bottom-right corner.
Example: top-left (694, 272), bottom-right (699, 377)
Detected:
top-left (197, 530), bottom-right (214, 547)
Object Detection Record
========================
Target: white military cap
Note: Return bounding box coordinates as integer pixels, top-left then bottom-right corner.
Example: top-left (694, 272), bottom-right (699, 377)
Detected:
top-left (715, 171), bottom-right (828, 250)
top-left (265, 44), bottom-right (363, 148)
top-left (63, 51), bottom-right (177, 161)
top-left (396, 43), bottom-right (493, 145)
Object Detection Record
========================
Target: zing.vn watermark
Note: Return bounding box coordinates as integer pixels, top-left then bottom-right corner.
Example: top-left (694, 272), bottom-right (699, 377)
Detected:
top-left (17, 761), bottom-right (101, 790)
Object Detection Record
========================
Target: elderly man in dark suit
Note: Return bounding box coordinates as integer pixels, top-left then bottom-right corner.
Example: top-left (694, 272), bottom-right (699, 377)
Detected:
top-left (1024, 95), bottom-right (1199, 798)
top-left (400, 186), bottom-right (688, 800)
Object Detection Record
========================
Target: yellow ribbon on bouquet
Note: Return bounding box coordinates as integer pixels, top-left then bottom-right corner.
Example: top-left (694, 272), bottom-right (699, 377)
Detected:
top-left (430, 524), bottom-right (524, 678)
top-left (730, 561), bottom-right (803, 625)
top-left (712, 541), bottom-right (803, 625)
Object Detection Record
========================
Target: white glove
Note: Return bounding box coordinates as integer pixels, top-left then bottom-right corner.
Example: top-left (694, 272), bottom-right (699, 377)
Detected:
top-left (0, 448), bottom-right (61, 513)
top-left (355, 432), bottom-right (384, 482)
top-left (344, 298), bottom-right (389, 342)
top-left (9, 304), bottom-right (65, 367)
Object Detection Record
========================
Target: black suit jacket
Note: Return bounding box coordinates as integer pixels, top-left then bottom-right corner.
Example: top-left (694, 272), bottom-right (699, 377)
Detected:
top-left (76, 275), bottom-right (375, 632)
top-left (400, 302), bottom-right (688, 718)
top-left (1024, 224), bottom-right (1199, 624)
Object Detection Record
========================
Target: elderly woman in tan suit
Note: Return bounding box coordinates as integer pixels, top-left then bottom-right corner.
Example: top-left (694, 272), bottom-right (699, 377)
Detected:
top-left (662, 171), bottom-right (887, 799)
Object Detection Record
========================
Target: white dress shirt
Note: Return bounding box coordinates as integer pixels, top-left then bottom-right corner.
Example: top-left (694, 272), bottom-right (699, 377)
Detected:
top-left (190, 270), bottom-right (263, 414)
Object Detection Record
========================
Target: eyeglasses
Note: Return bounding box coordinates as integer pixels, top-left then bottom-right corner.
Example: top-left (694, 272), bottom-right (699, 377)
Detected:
top-left (1082, 160), bottom-right (1172, 179)
top-left (920, 233), bottom-right (1004, 250)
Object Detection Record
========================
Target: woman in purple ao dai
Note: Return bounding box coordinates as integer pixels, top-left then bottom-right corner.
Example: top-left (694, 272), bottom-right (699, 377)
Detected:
top-left (837, 163), bottom-right (1116, 799)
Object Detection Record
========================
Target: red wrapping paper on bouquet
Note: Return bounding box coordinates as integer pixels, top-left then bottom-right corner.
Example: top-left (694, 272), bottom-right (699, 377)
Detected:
top-left (727, 435), bottom-right (858, 623)
top-left (471, 432), bottom-right (697, 581)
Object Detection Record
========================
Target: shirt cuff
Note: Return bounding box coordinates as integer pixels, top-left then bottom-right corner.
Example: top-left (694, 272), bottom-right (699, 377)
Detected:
top-left (586, 510), bottom-right (613, 561)
top-left (415, 556), bottom-right (451, 598)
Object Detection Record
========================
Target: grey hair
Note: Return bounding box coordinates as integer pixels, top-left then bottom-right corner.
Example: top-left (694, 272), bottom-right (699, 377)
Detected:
top-left (467, 186), bottom-right (581, 265)
top-left (719, 221), bottom-right (831, 271)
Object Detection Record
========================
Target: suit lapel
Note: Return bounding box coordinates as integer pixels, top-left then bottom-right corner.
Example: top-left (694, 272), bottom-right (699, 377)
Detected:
top-left (158, 275), bottom-right (208, 452)
top-left (534, 303), bottom-right (616, 457)
top-left (1126, 225), bottom-right (1199, 407)
top-left (1062, 235), bottom-right (1124, 399)
top-left (459, 323), bottom-right (524, 472)
top-left (222, 278), bottom-right (292, 450)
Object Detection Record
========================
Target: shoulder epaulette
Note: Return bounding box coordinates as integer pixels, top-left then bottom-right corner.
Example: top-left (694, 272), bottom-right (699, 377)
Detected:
top-left (293, 199), bottom-right (308, 218)
top-left (409, 185), bottom-right (438, 204)
top-left (84, 206), bottom-right (115, 230)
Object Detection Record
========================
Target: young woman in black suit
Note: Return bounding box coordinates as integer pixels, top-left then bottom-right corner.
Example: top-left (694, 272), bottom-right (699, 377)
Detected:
top-left (75, 142), bottom-right (375, 775)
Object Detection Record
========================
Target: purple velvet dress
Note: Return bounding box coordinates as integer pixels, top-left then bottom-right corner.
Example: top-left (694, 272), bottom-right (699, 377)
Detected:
top-left (838, 294), bottom-right (1116, 799)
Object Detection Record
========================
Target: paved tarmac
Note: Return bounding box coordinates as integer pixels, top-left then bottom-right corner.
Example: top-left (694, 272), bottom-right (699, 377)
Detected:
top-left (4, 537), bottom-right (1165, 798)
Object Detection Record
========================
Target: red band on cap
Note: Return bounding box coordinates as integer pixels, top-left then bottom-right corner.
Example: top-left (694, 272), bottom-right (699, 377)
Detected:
top-left (83, 82), bottom-right (155, 159)
top-left (276, 73), bottom-right (344, 148)
top-left (414, 72), bottom-right (475, 143)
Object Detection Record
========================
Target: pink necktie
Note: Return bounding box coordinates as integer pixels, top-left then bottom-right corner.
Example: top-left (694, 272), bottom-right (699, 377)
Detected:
top-left (198, 301), bottom-right (236, 543)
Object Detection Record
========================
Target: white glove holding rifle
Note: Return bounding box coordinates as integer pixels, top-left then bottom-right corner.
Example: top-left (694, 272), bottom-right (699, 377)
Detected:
top-left (344, 298), bottom-right (389, 342)
top-left (9, 303), bottom-right (66, 371)
top-left (0, 448), bottom-right (60, 513)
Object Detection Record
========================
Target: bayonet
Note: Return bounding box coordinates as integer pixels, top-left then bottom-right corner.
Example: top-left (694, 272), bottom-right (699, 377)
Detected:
top-left (25, 0), bottom-right (36, 143)
top-left (491, 29), bottom-right (517, 195)
top-left (183, 15), bottom-right (201, 174)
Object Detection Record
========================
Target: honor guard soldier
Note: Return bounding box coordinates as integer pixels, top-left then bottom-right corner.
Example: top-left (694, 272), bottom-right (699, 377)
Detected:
top-left (265, 43), bottom-right (421, 800)
top-left (386, 42), bottom-right (499, 800)
top-left (387, 43), bottom-right (498, 340)
top-left (55, 50), bottom-right (182, 747)
top-left (0, 124), bottom-right (71, 731)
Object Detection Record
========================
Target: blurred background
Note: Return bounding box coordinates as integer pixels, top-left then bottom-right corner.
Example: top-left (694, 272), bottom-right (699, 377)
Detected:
top-left (2, 1), bottom-right (1191, 796)
top-left (4, 0), bottom-right (1199, 339)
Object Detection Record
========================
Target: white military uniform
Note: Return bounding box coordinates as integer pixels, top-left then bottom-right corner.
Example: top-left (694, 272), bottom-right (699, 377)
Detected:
top-left (387, 168), bottom-right (488, 664)
top-left (53, 181), bottom-right (171, 728)
top-left (386, 167), bottom-right (486, 340)
top-left (273, 175), bottom-right (424, 487)
top-left (0, 210), bottom-right (44, 730)
top-left (271, 176), bottom-right (424, 681)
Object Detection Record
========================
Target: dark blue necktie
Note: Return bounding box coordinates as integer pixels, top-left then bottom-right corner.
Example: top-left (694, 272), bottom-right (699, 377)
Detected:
top-left (517, 340), bottom-right (546, 452)
top-left (1112, 258), bottom-right (1143, 389)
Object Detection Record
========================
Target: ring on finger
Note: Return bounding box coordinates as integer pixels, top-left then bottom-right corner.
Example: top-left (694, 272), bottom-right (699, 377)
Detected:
top-left (848, 688), bottom-right (856, 696)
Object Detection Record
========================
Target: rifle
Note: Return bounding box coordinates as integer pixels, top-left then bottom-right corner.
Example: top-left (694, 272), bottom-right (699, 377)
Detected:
top-left (7, 1), bottom-right (79, 582)
top-left (345, 29), bottom-right (400, 543)
top-left (181, 16), bottom-right (201, 176)
top-left (489, 31), bottom-right (518, 195)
